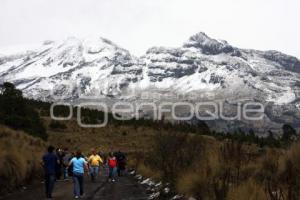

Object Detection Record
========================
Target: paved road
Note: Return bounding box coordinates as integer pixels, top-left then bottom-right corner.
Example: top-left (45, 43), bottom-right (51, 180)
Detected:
top-left (2, 169), bottom-right (149, 200)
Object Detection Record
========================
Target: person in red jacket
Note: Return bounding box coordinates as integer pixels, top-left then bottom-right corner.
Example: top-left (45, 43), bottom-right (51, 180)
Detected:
top-left (107, 152), bottom-right (117, 182)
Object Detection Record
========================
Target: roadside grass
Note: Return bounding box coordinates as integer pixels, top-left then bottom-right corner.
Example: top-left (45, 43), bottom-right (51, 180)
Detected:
top-left (0, 125), bottom-right (46, 195)
top-left (128, 131), bottom-right (300, 200)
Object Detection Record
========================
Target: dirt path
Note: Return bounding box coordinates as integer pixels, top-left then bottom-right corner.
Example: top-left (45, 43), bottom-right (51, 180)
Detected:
top-left (2, 169), bottom-right (149, 200)
top-left (89, 175), bottom-right (149, 200)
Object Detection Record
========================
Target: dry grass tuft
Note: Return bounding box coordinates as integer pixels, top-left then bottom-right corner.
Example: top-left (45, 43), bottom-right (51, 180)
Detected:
top-left (227, 179), bottom-right (267, 200)
top-left (0, 125), bottom-right (46, 194)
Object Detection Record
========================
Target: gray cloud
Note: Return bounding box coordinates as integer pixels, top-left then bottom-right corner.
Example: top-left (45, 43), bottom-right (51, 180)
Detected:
top-left (0, 0), bottom-right (299, 57)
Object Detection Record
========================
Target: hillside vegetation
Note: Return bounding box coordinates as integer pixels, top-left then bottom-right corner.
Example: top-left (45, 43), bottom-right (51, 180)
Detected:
top-left (0, 82), bottom-right (47, 140)
top-left (131, 132), bottom-right (300, 200)
top-left (0, 125), bottom-right (46, 194)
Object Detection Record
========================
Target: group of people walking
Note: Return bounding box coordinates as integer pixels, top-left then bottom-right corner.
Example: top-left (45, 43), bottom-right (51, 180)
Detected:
top-left (42, 146), bottom-right (127, 199)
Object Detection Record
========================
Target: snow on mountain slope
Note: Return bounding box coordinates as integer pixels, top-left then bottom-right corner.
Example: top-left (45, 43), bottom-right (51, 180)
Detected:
top-left (142, 33), bottom-right (300, 107)
top-left (0, 32), bottom-right (299, 133)
top-left (0, 36), bottom-right (143, 100)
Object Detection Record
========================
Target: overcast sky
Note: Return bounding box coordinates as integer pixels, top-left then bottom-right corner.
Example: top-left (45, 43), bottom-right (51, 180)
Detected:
top-left (0, 0), bottom-right (299, 57)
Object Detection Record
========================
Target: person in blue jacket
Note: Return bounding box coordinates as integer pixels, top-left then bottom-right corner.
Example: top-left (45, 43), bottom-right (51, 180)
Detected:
top-left (68, 150), bottom-right (88, 199)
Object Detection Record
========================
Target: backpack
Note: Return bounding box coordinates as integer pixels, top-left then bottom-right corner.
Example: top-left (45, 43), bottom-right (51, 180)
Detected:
top-left (108, 158), bottom-right (117, 168)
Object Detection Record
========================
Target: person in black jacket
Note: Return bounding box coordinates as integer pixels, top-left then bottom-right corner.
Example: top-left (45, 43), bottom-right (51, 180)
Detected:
top-left (42, 146), bottom-right (59, 199)
top-left (55, 148), bottom-right (64, 180)
top-left (115, 151), bottom-right (126, 177)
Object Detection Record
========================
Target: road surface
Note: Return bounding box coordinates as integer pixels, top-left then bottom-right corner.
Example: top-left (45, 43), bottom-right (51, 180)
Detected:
top-left (2, 169), bottom-right (149, 200)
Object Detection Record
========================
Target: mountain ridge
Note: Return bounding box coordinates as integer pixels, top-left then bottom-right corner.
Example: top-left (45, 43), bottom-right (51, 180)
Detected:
top-left (0, 32), bottom-right (299, 134)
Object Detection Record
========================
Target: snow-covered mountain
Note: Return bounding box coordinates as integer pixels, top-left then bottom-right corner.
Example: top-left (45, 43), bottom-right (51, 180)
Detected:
top-left (0, 32), bottom-right (299, 134)
top-left (0, 37), bottom-right (144, 99)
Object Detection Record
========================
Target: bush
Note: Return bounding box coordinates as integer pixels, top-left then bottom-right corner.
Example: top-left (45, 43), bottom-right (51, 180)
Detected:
top-left (280, 144), bottom-right (300, 199)
top-left (147, 132), bottom-right (207, 185)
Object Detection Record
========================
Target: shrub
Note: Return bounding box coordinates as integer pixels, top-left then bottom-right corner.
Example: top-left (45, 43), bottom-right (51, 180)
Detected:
top-left (147, 132), bottom-right (207, 185)
top-left (279, 144), bottom-right (300, 199)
